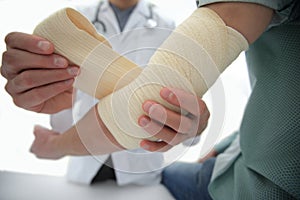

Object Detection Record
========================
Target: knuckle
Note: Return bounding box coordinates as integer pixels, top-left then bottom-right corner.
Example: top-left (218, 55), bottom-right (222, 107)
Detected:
top-left (32, 89), bottom-right (45, 102)
top-left (4, 82), bottom-right (15, 95)
top-left (29, 146), bottom-right (35, 153)
top-left (198, 121), bottom-right (208, 134)
top-left (205, 110), bottom-right (210, 120)
top-left (1, 51), bottom-right (8, 63)
top-left (12, 97), bottom-right (23, 108)
top-left (4, 82), bottom-right (10, 93)
top-left (4, 32), bottom-right (17, 45)
top-left (2, 51), bottom-right (17, 75)
top-left (178, 117), bottom-right (192, 133)
top-left (200, 109), bottom-right (210, 123)
top-left (18, 71), bottom-right (33, 88)
top-left (177, 96), bottom-right (187, 107)
top-left (169, 136), bottom-right (182, 146)
top-left (198, 99), bottom-right (208, 114)
top-left (194, 101), bottom-right (204, 117)
top-left (0, 64), bottom-right (6, 77)
top-left (2, 51), bottom-right (13, 66)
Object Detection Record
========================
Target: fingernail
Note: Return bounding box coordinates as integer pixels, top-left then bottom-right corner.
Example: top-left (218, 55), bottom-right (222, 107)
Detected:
top-left (67, 67), bottom-right (79, 76)
top-left (143, 101), bottom-right (153, 112)
top-left (54, 57), bottom-right (67, 67)
top-left (37, 41), bottom-right (51, 51)
top-left (139, 117), bottom-right (150, 127)
top-left (161, 88), bottom-right (173, 100)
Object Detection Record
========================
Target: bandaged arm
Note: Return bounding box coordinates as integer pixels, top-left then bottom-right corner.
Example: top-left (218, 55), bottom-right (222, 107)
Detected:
top-left (97, 3), bottom-right (273, 149)
top-left (97, 7), bottom-right (249, 149)
top-left (34, 3), bottom-right (273, 153)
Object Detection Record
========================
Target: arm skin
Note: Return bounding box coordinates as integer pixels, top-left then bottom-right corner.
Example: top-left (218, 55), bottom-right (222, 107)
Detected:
top-left (30, 87), bottom-right (210, 158)
top-left (28, 2), bottom-right (273, 158)
top-left (206, 2), bottom-right (273, 44)
top-left (30, 105), bottom-right (124, 159)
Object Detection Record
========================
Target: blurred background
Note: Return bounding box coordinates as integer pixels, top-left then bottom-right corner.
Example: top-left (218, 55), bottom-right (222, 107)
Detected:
top-left (0, 0), bottom-right (251, 177)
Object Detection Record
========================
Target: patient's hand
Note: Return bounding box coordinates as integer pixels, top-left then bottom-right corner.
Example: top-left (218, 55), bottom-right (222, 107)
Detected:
top-left (30, 125), bottom-right (64, 159)
top-left (198, 148), bottom-right (218, 163)
top-left (139, 87), bottom-right (210, 152)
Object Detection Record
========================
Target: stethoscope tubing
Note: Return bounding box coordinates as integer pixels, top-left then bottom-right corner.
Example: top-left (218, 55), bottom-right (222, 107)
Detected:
top-left (92, 1), bottom-right (156, 33)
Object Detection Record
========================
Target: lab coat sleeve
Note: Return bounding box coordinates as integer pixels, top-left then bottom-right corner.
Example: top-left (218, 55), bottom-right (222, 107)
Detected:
top-left (50, 108), bottom-right (74, 133)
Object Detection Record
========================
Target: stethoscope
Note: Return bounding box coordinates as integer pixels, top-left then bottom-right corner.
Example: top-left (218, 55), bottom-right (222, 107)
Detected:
top-left (92, 1), bottom-right (158, 33)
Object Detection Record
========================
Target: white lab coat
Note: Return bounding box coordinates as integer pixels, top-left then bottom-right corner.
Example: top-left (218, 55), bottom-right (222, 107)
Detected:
top-left (51, 0), bottom-right (175, 185)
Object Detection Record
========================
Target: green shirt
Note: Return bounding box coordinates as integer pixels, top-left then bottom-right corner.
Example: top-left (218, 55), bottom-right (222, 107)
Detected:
top-left (214, 132), bottom-right (238, 154)
top-left (197, 0), bottom-right (300, 199)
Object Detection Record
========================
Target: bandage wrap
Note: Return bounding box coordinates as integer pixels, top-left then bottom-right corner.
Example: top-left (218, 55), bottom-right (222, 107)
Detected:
top-left (98, 8), bottom-right (248, 148)
top-left (34, 8), bottom-right (248, 149)
top-left (33, 8), bottom-right (141, 99)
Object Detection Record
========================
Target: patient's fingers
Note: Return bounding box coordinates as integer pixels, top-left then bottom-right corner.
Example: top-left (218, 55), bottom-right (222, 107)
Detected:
top-left (142, 101), bottom-right (193, 134)
top-left (160, 87), bottom-right (208, 117)
top-left (140, 140), bottom-right (173, 152)
top-left (139, 87), bottom-right (210, 152)
top-left (138, 115), bottom-right (189, 146)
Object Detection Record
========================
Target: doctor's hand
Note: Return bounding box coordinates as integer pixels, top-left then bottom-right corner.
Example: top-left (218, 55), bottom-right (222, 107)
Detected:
top-left (1, 32), bottom-right (79, 114)
top-left (138, 87), bottom-right (210, 152)
top-left (30, 125), bottom-right (65, 160)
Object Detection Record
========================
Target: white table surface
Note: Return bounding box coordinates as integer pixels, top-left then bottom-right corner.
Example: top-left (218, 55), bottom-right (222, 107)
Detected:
top-left (0, 171), bottom-right (175, 200)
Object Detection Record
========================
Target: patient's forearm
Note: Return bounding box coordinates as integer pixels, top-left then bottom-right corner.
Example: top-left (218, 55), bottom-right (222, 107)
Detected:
top-left (56, 105), bottom-right (124, 156)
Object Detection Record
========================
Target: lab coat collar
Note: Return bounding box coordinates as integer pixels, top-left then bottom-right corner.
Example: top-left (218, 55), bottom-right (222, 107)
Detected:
top-left (135, 0), bottom-right (151, 18)
top-left (99, 0), bottom-right (150, 17)
top-left (99, 0), bottom-right (110, 12)
top-left (122, 0), bottom-right (150, 32)
top-left (98, 0), bottom-right (151, 33)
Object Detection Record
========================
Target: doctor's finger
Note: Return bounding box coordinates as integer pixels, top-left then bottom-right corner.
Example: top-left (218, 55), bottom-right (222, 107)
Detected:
top-left (5, 32), bottom-right (54, 54)
top-left (6, 66), bottom-right (79, 93)
top-left (12, 79), bottom-right (74, 110)
top-left (160, 87), bottom-right (208, 117)
top-left (1, 49), bottom-right (68, 78)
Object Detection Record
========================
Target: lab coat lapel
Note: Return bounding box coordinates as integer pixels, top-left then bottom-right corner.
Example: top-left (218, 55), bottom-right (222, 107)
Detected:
top-left (100, 0), bottom-right (121, 34)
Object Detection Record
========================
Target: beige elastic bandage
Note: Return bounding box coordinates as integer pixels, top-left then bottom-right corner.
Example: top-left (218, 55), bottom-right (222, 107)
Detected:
top-left (34, 8), bottom-right (248, 149)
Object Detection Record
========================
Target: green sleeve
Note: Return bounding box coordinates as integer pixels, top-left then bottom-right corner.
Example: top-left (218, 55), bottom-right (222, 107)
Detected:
top-left (197, 0), bottom-right (293, 10)
top-left (196, 0), bottom-right (298, 26)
